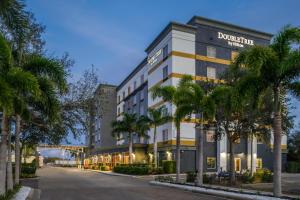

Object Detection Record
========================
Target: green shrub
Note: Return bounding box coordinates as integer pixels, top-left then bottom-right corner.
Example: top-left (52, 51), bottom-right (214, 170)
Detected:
top-left (254, 168), bottom-right (273, 183)
top-left (155, 175), bottom-right (174, 183)
top-left (21, 163), bottom-right (36, 175)
top-left (100, 165), bottom-right (110, 171)
top-left (162, 160), bottom-right (176, 174)
top-left (186, 171), bottom-right (196, 183)
top-left (287, 162), bottom-right (300, 173)
top-left (203, 173), bottom-right (215, 184)
top-left (0, 185), bottom-right (21, 200)
top-left (113, 164), bottom-right (150, 175)
top-left (241, 170), bottom-right (254, 183)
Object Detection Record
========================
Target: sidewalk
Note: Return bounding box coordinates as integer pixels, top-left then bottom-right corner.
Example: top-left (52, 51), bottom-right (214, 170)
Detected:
top-left (150, 181), bottom-right (295, 200)
top-left (85, 169), bottom-right (299, 200)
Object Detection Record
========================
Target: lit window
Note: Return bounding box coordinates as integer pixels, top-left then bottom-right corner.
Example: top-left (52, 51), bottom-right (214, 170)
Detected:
top-left (207, 157), bottom-right (216, 169)
top-left (256, 158), bottom-right (263, 169)
top-left (162, 129), bottom-right (168, 142)
top-left (207, 46), bottom-right (216, 58)
top-left (207, 67), bottom-right (216, 79)
top-left (163, 45), bottom-right (168, 60)
top-left (231, 51), bottom-right (239, 61)
top-left (206, 130), bottom-right (215, 142)
top-left (163, 66), bottom-right (168, 80)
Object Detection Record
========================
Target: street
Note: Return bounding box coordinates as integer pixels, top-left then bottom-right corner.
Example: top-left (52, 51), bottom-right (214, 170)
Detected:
top-left (37, 167), bottom-right (231, 200)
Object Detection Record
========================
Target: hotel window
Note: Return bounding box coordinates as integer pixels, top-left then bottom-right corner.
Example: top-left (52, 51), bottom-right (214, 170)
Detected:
top-left (133, 95), bottom-right (137, 105)
top-left (207, 157), bottom-right (216, 169)
top-left (231, 51), bottom-right (239, 61)
top-left (128, 86), bottom-right (131, 95)
top-left (134, 81), bottom-right (137, 90)
top-left (162, 129), bottom-right (168, 142)
top-left (163, 66), bottom-right (168, 81)
top-left (207, 67), bottom-right (216, 79)
top-left (206, 130), bottom-right (215, 142)
top-left (139, 104), bottom-right (144, 115)
top-left (118, 95), bottom-right (120, 103)
top-left (123, 91), bottom-right (125, 99)
top-left (207, 46), bottom-right (216, 58)
top-left (118, 107), bottom-right (120, 115)
top-left (140, 90), bottom-right (144, 100)
top-left (122, 104), bottom-right (125, 113)
top-left (256, 158), bottom-right (263, 169)
top-left (163, 45), bottom-right (168, 60)
top-left (140, 74), bottom-right (144, 84)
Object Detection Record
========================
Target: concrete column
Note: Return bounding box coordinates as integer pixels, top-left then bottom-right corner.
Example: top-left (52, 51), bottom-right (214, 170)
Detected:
top-left (217, 136), bottom-right (227, 172)
top-left (247, 136), bottom-right (257, 173)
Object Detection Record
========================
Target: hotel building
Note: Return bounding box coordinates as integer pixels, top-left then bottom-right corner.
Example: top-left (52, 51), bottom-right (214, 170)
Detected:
top-left (86, 16), bottom-right (287, 173)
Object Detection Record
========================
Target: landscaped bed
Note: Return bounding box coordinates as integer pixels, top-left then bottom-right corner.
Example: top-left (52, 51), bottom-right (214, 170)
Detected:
top-left (153, 169), bottom-right (298, 200)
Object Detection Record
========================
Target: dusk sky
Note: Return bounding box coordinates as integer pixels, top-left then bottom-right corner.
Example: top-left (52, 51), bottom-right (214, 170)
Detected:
top-left (26, 0), bottom-right (300, 145)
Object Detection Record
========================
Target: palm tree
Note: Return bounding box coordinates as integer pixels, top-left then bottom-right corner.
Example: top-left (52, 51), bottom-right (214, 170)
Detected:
top-left (233, 25), bottom-right (300, 196)
top-left (151, 76), bottom-right (191, 182)
top-left (111, 113), bottom-right (149, 164)
top-left (12, 54), bottom-right (67, 185)
top-left (0, 35), bottom-right (40, 195)
top-left (146, 107), bottom-right (172, 168)
top-left (174, 75), bottom-right (215, 186)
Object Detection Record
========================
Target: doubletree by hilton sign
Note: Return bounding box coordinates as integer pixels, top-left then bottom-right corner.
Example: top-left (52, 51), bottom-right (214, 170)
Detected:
top-left (218, 32), bottom-right (254, 48)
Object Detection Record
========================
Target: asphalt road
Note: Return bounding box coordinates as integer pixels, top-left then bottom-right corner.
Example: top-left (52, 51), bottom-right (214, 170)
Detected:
top-left (37, 167), bottom-right (231, 200)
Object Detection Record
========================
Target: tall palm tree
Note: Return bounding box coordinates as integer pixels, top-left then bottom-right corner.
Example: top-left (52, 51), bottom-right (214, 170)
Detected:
top-left (174, 75), bottom-right (215, 186)
top-left (12, 54), bottom-right (67, 185)
top-left (151, 76), bottom-right (191, 182)
top-left (0, 34), bottom-right (40, 195)
top-left (233, 26), bottom-right (300, 196)
top-left (146, 106), bottom-right (172, 168)
top-left (111, 113), bottom-right (149, 164)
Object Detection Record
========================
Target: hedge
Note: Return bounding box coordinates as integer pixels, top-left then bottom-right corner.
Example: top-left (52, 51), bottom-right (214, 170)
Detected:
top-left (162, 160), bottom-right (176, 174)
top-left (113, 164), bottom-right (150, 175)
top-left (287, 161), bottom-right (300, 173)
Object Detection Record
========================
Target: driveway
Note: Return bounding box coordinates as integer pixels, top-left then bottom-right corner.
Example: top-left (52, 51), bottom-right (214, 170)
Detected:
top-left (37, 167), bottom-right (230, 200)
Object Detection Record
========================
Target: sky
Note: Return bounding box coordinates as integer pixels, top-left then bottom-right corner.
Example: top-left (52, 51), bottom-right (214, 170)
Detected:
top-left (25, 0), bottom-right (300, 146)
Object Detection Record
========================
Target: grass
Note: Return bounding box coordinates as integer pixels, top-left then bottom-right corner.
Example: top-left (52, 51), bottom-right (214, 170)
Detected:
top-left (0, 185), bottom-right (21, 200)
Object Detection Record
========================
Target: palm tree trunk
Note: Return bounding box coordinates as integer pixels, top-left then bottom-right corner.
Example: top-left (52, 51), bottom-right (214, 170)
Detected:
top-left (129, 133), bottom-right (133, 164)
top-left (273, 87), bottom-right (282, 197)
top-left (14, 114), bottom-right (21, 185)
top-left (175, 123), bottom-right (181, 183)
top-left (229, 139), bottom-right (236, 185)
top-left (196, 119), bottom-right (204, 186)
top-left (153, 126), bottom-right (158, 168)
top-left (7, 131), bottom-right (13, 190)
top-left (0, 111), bottom-right (9, 195)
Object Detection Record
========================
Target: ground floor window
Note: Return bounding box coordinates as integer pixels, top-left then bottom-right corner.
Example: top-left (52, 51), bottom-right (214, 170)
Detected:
top-left (234, 158), bottom-right (241, 172)
top-left (207, 157), bottom-right (216, 169)
top-left (256, 158), bottom-right (263, 169)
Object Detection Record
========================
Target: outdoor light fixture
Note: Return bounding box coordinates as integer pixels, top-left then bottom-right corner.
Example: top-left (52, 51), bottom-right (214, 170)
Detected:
top-left (221, 152), bottom-right (226, 158)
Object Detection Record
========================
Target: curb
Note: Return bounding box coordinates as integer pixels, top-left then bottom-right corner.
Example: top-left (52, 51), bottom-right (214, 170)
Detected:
top-left (12, 186), bottom-right (33, 200)
top-left (149, 181), bottom-right (289, 200)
